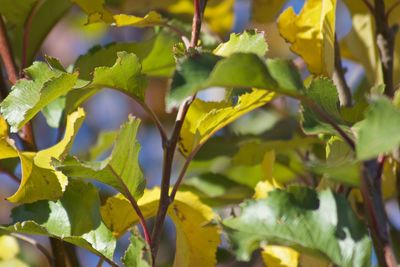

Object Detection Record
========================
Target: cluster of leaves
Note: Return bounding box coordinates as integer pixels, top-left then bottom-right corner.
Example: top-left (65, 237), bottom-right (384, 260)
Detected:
top-left (1, 0), bottom-right (400, 267)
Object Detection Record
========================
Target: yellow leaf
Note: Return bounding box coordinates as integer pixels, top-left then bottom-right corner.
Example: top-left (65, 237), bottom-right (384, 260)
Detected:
top-left (168, 0), bottom-right (234, 35)
top-left (113, 11), bottom-right (165, 28)
top-left (261, 245), bottom-right (299, 267)
top-left (7, 109), bottom-right (85, 203)
top-left (180, 89), bottom-right (275, 156)
top-left (72, 0), bottom-right (114, 24)
top-left (0, 236), bottom-right (19, 260)
top-left (0, 116), bottom-right (7, 137)
top-left (101, 188), bottom-right (220, 267)
top-left (277, 0), bottom-right (336, 76)
top-left (252, 0), bottom-right (287, 23)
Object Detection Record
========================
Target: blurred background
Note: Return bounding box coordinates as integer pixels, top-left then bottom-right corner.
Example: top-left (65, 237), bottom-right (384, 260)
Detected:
top-left (0, 0), bottom-right (378, 266)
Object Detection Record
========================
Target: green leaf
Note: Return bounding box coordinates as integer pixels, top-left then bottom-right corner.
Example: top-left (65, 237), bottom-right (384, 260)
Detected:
top-left (121, 234), bottom-right (151, 267)
top-left (54, 116), bottom-right (145, 200)
top-left (356, 97), bottom-right (400, 160)
top-left (0, 62), bottom-right (78, 132)
top-left (213, 30), bottom-right (268, 57)
top-left (301, 78), bottom-right (348, 135)
top-left (167, 52), bottom-right (303, 110)
top-left (88, 130), bottom-right (118, 160)
top-left (68, 51), bottom-right (149, 114)
top-left (223, 187), bottom-right (372, 267)
top-left (0, 0), bottom-right (37, 25)
top-left (2, 179), bottom-right (117, 261)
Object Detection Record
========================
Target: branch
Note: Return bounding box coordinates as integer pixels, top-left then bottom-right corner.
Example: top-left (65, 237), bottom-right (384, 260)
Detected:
top-left (0, 16), bottom-right (37, 151)
top-left (21, 0), bottom-right (41, 73)
top-left (150, 97), bottom-right (193, 262)
top-left (0, 16), bottom-right (18, 85)
top-left (107, 165), bottom-right (152, 246)
top-left (373, 0), bottom-right (396, 97)
top-left (333, 34), bottom-right (352, 107)
top-left (49, 238), bottom-right (67, 267)
top-left (190, 0), bottom-right (202, 48)
top-left (10, 233), bottom-right (53, 266)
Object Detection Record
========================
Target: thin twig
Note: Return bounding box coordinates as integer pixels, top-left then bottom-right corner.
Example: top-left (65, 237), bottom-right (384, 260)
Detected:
top-left (386, 0), bottom-right (400, 17)
top-left (333, 34), bottom-right (352, 107)
top-left (10, 233), bottom-right (54, 266)
top-left (0, 16), bottom-right (37, 151)
top-left (150, 97), bottom-right (193, 263)
top-left (159, 22), bottom-right (190, 48)
top-left (0, 16), bottom-right (18, 85)
top-left (21, 0), bottom-right (42, 73)
top-left (96, 257), bottom-right (104, 267)
top-left (49, 238), bottom-right (67, 267)
top-left (190, 0), bottom-right (202, 48)
top-left (373, 0), bottom-right (396, 97)
top-left (362, 0), bottom-right (375, 13)
top-left (108, 165), bottom-right (152, 246)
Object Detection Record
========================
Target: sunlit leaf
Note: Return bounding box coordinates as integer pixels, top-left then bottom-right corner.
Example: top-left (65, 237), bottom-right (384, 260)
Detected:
top-left (113, 11), bottom-right (165, 27)
top-left (101, 188), bottom-right (220, 267)
top-left (6, 109), bottom-right (85, 203)
top-left (356, 97), bottom-right (400, 160)
top-left (277, 0), bottom-right (336, 76)
top-left (213, 30), bottom-right (268, 57)
top-left (2, 179), bottom-right (117, 261)
top-left (301, 77), bottom-right (348, 135)
top-left (223, 187), bottom-right (372, 267)
top-left (54, 116), bottom-right (145, 200)
top-left (179, 89), bottom-right (275, 156)
top-left (261, 245), bottom-right (299, 267)
top-left (168, 48), bottom-right (304, 109)
top-left (0, 62), bottom-right (78, 132)
top-left (122, 234), bottom-right (151, 267)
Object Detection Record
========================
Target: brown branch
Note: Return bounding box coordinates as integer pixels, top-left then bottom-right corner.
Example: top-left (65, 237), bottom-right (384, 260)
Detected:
top-left (386, 0), bottom-right (400, 17)
top-left (150, 97), bottom-right (193, 264)
top-left (190, 0), bottom-right (202, 48)
top-left (362, 0), bottom-right (375, 13)
top-left (107, 165), bottom-right (152, 246)
top-left (0, 16), bottom-right (18, 85)
top-left (0, 16), bottom-right (37, 151)
top-left (50, 238), bottom-right (67, 267)
top-left (333, 35), bottom-right (352, 107)
top-left (21, 0), bottom-right (42, 73)
top-left (373, 0), bottom-right (396, 97)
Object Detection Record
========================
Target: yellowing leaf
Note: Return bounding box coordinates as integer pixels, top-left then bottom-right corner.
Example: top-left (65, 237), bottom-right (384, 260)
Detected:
top-left (252, 0), bottom-right (287, 23)
top-left (0, 236), bottom-right (19, 260)
top-left (261, 245), bottom-right (299, 267)
top-left (72, 0), bottom-right (114, 23)
top-left (277, 0), bottom-right (336, 76)
top-left (180, 89), bottom-right (275, 156)
top-left (0, 116), bottom-right (7, 137)
top-left (113, 11), bottom-right (165, 28)
top-left (101, 188), bottom-right (220, 267)
top-left (7, 109), bottom-right (85, 203)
